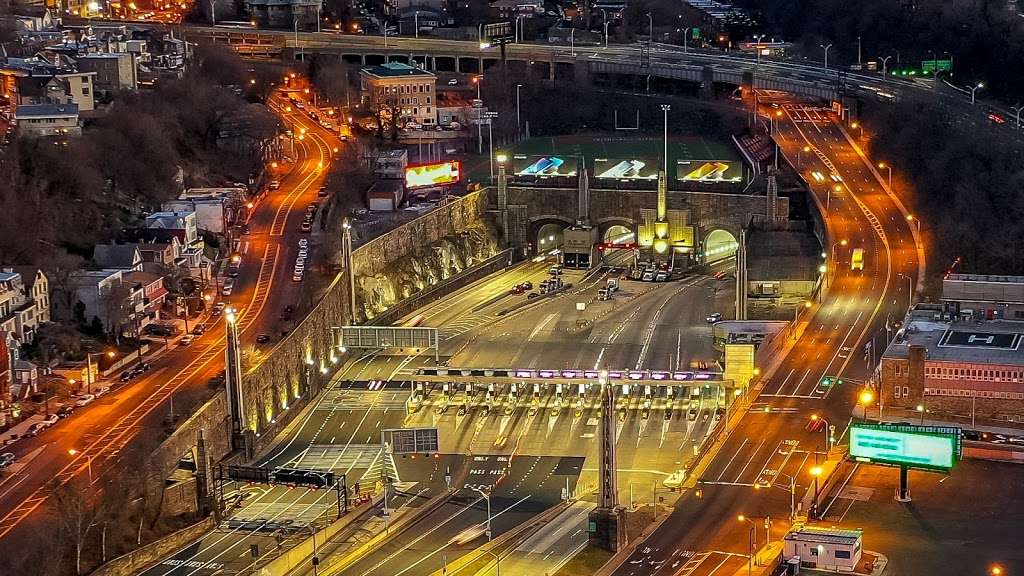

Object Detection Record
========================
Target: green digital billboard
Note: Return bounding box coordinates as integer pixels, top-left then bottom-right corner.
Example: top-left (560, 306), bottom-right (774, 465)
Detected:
top-left (850, 424), bottom-right (959, 472)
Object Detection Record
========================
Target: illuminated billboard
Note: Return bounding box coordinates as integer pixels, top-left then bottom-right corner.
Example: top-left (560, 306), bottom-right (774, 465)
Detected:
top-left (405, 161), bottom-right (461, 190)
top-left (676, 160), bottom-right (742, 183)
top-left (594, 158), bottom-right (658, 180)
top-left (512, 155), bottom-right (577, 177)
top-left (849, 424), bottom-right (960, 472)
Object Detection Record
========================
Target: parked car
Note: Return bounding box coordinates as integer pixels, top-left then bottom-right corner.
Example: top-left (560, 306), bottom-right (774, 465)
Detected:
top-left (193, 325), bottom-right (206, 336)
top-left (221, 279), bottom-right (234, 296)
top-left (21, 423), bottom-right (45, 438)
top-left (301, 222), bottom-right (312, 232)
top-left (75, 394), bottom-right (96, 407)
top-left (56, 405), bottom-right (75, 418)
top-left (120, 371), bottom-right (134, 382)
top-left (95, 386), bottom-right (111, 398)
top-left (0, 453), bottom-right (15, 468)
top-left (255, 334), bottom-right (271, 344)
top-left (212, 302), bottom-right (226, 316)
top-left (41, 413), bottom-right (60, 426)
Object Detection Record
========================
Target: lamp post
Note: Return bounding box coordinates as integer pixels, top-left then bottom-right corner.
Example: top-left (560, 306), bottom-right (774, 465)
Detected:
top-left (905, 214), bottom-right (920, 234)
top-left (294, 15), bottom-right (303, 61)
top-left (68, 449), bottom-right (93, 484)
top-left (738, 515), bottom-right (756, 575)
top-left (469, 486), bottom-right (492, 541)
top-left (570, 28), bottom-right (575, 56)
top-left (879, 55), bottom-right (892, 76)
top-left (85, 351), bottom-right (115, 394)
top-left (857, 35), bottom-right (862, 66)
top-left (810, 414), bottom-right (832, 450)
top-left (603, 17), bottom-right (609, 48)
top-left (850, 121), bottom-right (863, 139)
top-left (878, 162), bottom-right (892, 189)
top-left (515, 84), bottom-right (522, 133)
top-left (647, 11), bottom-right (653, 38)
top-left (753, 34), bottom-right (765, 66)
top-left (809, 465), bottom-right (823, 518)
top-left (969, 82), bottom-right (984, 104)
top-left (820, 42), bottom-right (833, 69)
top-left (798, 145), bottom-right (810, 168)
top-left (858, 388), bottom-right (875, 420)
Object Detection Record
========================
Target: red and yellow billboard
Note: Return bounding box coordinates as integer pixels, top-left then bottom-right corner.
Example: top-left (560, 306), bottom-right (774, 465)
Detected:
top-left (405, 161), bottom-right (461, 190)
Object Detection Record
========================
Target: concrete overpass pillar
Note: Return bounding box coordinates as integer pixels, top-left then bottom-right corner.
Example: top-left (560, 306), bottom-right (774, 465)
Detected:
top-left (589, 383), bottom-right (625, 552)
top-left (578, 162), bottom-right (590, 224)
top-left (701, 65), bottom-right (715, 99)
top-left (497, 158), bottom-right (510, 245)
top-left (735, 228), bottom-right (748, 320)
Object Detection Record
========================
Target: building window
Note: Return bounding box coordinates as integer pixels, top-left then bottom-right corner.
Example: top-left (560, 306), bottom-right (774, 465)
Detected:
top-left (895, 385), bottom-right (901, 399)
top-left (810, 548), bottom-right (819, 556)
top-left (903, 386), bottom-right (909, 398)
top-left (835, 551), bottom-right (851, 559)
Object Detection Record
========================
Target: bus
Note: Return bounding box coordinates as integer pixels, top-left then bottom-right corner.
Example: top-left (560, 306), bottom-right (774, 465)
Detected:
top-left (851, 248), bottom-right (865, 270)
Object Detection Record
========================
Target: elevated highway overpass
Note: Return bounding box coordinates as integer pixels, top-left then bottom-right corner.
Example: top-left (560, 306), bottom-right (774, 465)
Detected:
top-left (180, 25), bottom-right (925, 103)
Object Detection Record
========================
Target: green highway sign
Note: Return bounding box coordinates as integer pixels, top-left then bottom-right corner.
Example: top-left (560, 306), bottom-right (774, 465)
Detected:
top-left (921, 59), bottom-right (953, 73)
top-left (850, 423), bottom-right (960, 472)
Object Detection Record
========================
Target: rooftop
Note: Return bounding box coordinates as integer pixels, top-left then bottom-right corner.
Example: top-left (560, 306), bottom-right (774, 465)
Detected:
top-left (882, 306), bottom-right (1024, 367)
top-left (14, 103), bottom-right (79, 118)
top-left (361, 62), bottom-right (435, 79)
top-left (784, 525), bottom-right (862, 544)
top-left (746, 229), bottom-right (821, 282)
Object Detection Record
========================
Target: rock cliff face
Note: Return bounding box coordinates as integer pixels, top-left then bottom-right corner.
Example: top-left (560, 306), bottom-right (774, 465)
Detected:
top-left (359, 223), bottom-right (498, 320)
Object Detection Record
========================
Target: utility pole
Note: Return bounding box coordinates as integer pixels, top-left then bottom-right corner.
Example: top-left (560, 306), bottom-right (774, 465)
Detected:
top-left (343, 220), bottom-right (356, 323)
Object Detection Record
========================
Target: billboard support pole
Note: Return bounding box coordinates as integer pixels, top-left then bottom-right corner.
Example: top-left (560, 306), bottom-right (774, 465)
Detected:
top-left (896, 465), bottom-right (911, 502)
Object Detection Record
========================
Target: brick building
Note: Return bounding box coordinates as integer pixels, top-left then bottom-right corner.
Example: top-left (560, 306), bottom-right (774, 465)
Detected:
top-left (880, 304), bottom-right (1024, 424)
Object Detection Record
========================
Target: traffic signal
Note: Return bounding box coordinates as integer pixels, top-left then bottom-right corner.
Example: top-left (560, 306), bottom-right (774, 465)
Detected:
top-left (819, 376), bottom-right (844, 387)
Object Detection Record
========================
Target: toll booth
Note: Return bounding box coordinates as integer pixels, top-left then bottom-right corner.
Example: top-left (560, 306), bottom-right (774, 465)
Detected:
top-left (783, 526), bottom-right (862, 572)
top-left (563, 225), bottom-right (599, 269)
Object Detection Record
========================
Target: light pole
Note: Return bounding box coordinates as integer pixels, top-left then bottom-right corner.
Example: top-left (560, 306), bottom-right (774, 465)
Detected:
top-left (878, 162), bottom-right (892, 190)
top-left (603, 18), bottom-right (610, 48)
top-left (753, 34), bottom-right (765, 66)
top-left (68, 449), bottom-right (92, 484)
top-left (470, 486), bottom-right (492, 541)
top-left (820, 42), bottom-right (833, 69)
top-left (85, 351), bottom-right (115, 394)
top-left (682, 27), bottom-right (690, 54)
top-left (879, 55), bottom-right (892, 76)
top-left (570, 28), bottom-right (575, 56)
top-left (515, 84), bottom-right (522, 133)
top-left (905, 214), bottom-right (921, 234)
top-left (809, 465), bottom-right (823, 518)
top-left (857, 35), bottom-right (862, 66)
top-left (897, 272), bottom-right (914, 303)
top-left (647, 12), bottom-right (653, 39)
top-left (969, 82), bottom-right (984, 104)
top-left (738, 515), bottom-right (756, 575)
top-left (850, 121), bottom-right (863, 139)
top-left (916, 404), bottom-right (927, 425)
top-left (1011, 103), bottom-right (1023, 130)
top-left (474, 75), bottom-right (482, 100)
top-left (798, 145), bottom-right (810, 168)
top-left (661, 104), bottom-right (670, 176)
top-left (810, 413), bottom-right (830, 449)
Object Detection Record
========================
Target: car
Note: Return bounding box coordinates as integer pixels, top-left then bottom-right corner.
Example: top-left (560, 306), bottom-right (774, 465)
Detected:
top-left (292, 270), bottom-right (304, 282)
top-left (339, 134), bottom-right (348, 141)
top-left (0, 453), bottom-right (15, 468)
top-left (294, 102), bottom-right (304, 109)
top-left (988, 112), bottom-right (1006, 124)
top-left (94, 386), bottom-right (111, 398)
top-left (137, 362), bottom-right (151, 373)
top-left (42, 413), bottom-right (60, 426)
top-left (510, 284), bottom-right (525, 295)
top-left (120, 371), bottom-right (134, 382)
top-left (307, 202), bottom-right (318, 212)
top-left (448, 78), bottom-right (458, 85)
top-left (301, 222), bottom-right (312, 232)
top-left (714, 407), bottom-right (725, 421)
top-left (255, 334), bottom-right (271, 344)
top-left (75, 394), bottom-right (96, 407)
top-left (221, 285), bottom-right (233, 296)
top-left (193, 325), bottom-right (206, 336)
top-left (706, 312), bottom-right (722, 323)
top-left (687, 407), bottom-right (699, 421)
top-left (318, 187), bottom-right (329, 197)
top-left (178, 335), bottom-right (195, 346)
top-left (21, 423), bottom-right (45, 438)
top-left (56, 405), bottom-right (75, 418)
top-left (269, 180), bottom-right (281, 190)
top-left (548, 267), bottom-right (562, 275)
top-left (522, 281), bottom-right (533, 290)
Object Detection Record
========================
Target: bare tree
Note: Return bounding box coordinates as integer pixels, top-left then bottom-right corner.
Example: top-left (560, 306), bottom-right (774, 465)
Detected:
top-left (100, 281), bottom-right (136, 343)
top-left (52, 476), bottom-right (104, 576)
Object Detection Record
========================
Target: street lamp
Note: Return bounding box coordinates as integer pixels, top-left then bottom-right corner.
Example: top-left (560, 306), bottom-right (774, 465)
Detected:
top-left (753, 34), bottom-right (765, 66)
top-left (990, 565), bottom-right (1004, 576)
top-left (515, 84), bottom-right (522, 132)
top-left (969, 82), bottom-right (984, 104)
top-left (68, 449), bottom-right (93, 484)
top-left (878, 162), bottom-right (892, 189)
top-left (850, 121), bottom-right (863, 139)
top-left (647, 11), bottom-right (653, 38)
top-left (858, 388), bottom-right (875, 420)
top-left (809, 465), bottom-right (823, 518)
top-left (905, 214), bottom-right (921, 234)
top-left (879, 55), bottom-right (892, 77)
top-left (469, 486), bottom-right (492, 541)
top-left (810, 414), bottom-right (834, 450)
top-left (820, 42), bottom-right (833, 69)
top-left (85, 351), bottom-right (116, 394)
top-left (916, 403), bottom-right (927, 424)
top-left (738, 515), bottom-right (756, 575)
top-left (798, 145), bottom-right (810, 168)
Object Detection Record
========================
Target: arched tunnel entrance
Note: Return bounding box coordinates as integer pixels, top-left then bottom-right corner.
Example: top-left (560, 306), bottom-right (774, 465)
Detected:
top-left (536, 222), bottom-right (566, 254)
top-left (703, 229), bottom-right (739, 263)
top-left (602, 224), bottom-right (634, 244)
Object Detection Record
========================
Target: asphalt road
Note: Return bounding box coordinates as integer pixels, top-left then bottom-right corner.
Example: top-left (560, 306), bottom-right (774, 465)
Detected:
top-left (0, 91), bottom-right (337, 553)
top-left (608, 99), bottom-right (922, 576)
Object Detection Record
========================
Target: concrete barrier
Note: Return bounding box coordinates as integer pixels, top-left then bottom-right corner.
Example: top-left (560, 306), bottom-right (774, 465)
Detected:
top-left (256, 499), bottom-right (377, 576)
top-left (89, 517), bottom-right (215, 576)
